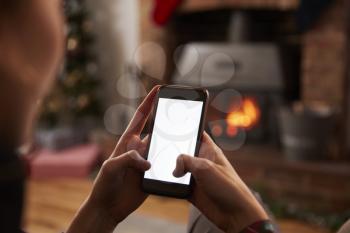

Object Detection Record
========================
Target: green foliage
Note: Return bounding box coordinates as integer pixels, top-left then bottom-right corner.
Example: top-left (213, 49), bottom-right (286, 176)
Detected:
top-left (39, 0), bottom-right (101, 127)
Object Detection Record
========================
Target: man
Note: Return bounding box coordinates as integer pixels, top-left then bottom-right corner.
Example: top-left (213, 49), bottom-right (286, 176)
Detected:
top-left (0, 1), bottom-right (348, 233)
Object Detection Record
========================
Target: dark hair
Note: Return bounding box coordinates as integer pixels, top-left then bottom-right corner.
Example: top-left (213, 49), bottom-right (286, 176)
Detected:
top-left (0, 1), bottom-right (14, 8)
top-left (0, 1), bottom-right (22, 13)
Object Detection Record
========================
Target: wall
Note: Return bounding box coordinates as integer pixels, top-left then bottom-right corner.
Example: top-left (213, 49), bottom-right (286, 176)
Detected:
top-left (302, 0), bottom-right (347, 108)
top-left (85, 0), bottom-right (140, 134)
top-left (85, 0), bottom-right (139, 105)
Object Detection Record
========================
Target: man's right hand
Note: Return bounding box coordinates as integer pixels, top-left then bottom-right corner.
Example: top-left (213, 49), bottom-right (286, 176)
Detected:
top-left (173, 132), bottom-right (269, 233)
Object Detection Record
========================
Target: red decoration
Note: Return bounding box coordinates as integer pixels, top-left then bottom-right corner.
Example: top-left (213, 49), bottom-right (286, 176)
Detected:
top-left (153, 0), bottom-right (183, 26)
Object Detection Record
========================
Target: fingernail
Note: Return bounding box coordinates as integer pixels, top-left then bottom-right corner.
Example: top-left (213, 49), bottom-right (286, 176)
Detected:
top-left (143, 161), bottom-right (151, 170)
top-left (173, 168), bottom-right (182, 177)
top-left (173, 169), bottom-right (179, 177)
top-left (138, 159), bottom-right (151, 171)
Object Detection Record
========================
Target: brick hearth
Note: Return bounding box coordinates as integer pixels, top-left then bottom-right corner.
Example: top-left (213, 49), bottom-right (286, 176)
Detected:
top-left (227, 145), bottom-right (350, 212)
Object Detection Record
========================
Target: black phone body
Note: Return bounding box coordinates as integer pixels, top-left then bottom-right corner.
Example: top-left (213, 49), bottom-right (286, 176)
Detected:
top-left (142, 85), bottom-right (209, 198)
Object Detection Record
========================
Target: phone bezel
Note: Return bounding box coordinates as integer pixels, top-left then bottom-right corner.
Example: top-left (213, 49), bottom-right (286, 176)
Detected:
top-left (142, 85), bottom-right (209, 198)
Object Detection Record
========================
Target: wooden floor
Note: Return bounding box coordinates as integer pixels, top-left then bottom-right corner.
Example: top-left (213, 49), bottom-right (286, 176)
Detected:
top-left (24, 179), bottom-right (330, 233)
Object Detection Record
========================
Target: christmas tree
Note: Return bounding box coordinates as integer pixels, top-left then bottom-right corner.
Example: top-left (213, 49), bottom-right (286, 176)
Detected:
top-left (39, 0), bottom-right (101, 128)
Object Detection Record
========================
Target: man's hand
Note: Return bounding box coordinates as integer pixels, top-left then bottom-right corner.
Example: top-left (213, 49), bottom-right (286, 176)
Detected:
top-left (67, 85), bottom-right (160, 233)
top-left (173, 132), bottom-right (269, 233)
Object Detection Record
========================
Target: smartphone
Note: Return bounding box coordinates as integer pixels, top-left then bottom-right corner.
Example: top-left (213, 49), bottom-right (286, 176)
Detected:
top-left (142, 85), bottom-right (209, 198)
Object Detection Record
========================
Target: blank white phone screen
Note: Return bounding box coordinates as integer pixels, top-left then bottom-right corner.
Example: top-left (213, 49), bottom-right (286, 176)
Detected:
top-left (144, 98), bottom-right (204, 185)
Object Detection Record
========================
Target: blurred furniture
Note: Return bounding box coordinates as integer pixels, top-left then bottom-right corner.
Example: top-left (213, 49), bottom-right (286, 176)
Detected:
top-left (29, 144), bottom-right (100, 179)
top-left (279, 104), bottom-right (335, 160)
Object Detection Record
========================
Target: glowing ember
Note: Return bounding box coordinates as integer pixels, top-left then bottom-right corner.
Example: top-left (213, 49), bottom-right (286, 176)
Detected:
top-left (226, 126), bottom-right (238, 137)
top-left (226, 98), bottom-right (260, 132)
top-left (211, 124), bottom-right (223, 137)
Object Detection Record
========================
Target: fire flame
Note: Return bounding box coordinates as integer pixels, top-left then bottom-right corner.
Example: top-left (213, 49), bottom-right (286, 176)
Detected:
top-left (226, 98), bottom-right (260, 136)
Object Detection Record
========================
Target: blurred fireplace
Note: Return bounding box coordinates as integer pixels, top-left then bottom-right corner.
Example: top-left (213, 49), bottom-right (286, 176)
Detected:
top-left (169, 10), bottom-right (300, 146)
top-left (223, 96), bottom-right (261, 137)
top-left (173, 43), bottom-right (285, 145)
top-left (208, 94), bottom-right (264, 142)
top-left (136, 3), bottom-right (350, 211)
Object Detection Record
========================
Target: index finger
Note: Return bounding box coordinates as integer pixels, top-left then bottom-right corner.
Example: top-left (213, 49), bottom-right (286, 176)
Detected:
top-left (124, 85), bottom-right (160, 136)
top-left (199, 132), bottom-right (229, 166)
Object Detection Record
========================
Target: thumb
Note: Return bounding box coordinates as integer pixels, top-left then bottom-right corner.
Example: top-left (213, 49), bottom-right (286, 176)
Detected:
top-left (103, 150), bottom-right (151, 176)
top-left (173, 154), bottom-right (214, 179)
